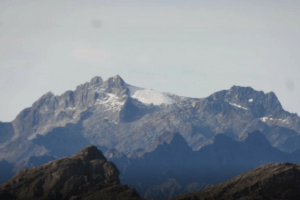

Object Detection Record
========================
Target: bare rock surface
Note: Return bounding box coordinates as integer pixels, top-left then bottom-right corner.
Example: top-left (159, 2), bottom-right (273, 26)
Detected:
top-left (1, 75), bottom-right (300, 167)
top-left (0, 145), bottom-right (142, 200)
top-left (170, 163), bottom-right (300, 200)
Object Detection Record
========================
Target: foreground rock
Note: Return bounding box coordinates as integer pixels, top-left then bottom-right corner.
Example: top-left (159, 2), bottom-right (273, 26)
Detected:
top-left (0, 145), bottom-right (142, 200)
top-left (170, 163), bottom-right (300, 200)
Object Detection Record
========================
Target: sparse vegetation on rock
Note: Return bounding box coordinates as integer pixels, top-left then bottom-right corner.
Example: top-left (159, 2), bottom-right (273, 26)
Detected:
top-left (0, 145), bottom-right (143, 200)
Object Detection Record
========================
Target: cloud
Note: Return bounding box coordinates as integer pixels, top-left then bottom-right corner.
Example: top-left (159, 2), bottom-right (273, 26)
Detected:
top-left (70, 46), bottom-right (111, 64)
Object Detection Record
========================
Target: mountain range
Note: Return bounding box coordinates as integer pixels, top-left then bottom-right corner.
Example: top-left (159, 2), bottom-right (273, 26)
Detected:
top-left (1, 75), bottom-right (300, 197)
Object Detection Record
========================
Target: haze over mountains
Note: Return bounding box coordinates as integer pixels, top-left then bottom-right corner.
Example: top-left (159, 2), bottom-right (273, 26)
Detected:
top-left (1, 75), bottom-right (300, 198)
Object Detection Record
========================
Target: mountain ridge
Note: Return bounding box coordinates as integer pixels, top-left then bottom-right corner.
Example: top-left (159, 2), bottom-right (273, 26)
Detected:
top-left (1, 75), bottom-right (300, 165)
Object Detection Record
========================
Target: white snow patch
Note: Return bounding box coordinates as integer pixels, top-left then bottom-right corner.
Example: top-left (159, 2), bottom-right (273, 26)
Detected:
top-left (261, 117), bottom-right (268, 122)
top-left (127, 85), bottom-right (174, 105)
top-left (95, 93), bottom-right (124, 111)
top-left (248, 99), bottom-right (253, 102)
top-left (260, 117), bottom-right (290, 124)
top-left (229, 103), bottom-right (248, 110)
top-left (111, 120), bottom-right (118, 124)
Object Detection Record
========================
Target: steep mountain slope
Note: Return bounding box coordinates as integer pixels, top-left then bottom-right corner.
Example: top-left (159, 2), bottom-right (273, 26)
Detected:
top-left (0, 145), bottom-right (143, 200)
top-left (170, 162), bottom-right (300, 200)
top-left (1, 75), bottom-right (300, 172)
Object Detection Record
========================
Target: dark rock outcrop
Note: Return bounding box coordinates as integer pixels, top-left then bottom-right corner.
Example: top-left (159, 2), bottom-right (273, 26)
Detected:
top-left (170, 162), bottom-right (300, 200)
top-left (0, 145), bottom-right (142, 200)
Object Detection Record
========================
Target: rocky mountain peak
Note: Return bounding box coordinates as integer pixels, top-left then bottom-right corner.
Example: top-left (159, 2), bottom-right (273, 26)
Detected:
top-left (226, 86), bottom-right (264, 102)
top-left (71, 145), bottom-right (107, 161)
top-left (207, 85), bottom-right (284, 118)
top-left (89, 76), bottom-right (103, 86)
top-left (168, 132), bottom-right (191, 149)
top-left (104, 75), bottom-right (125, 87)
top-left (100, 75), bottom-right (128, 97)
top-left (242, 130), bottom-right (271, 147)
top-left (0, 145), bottom-right (142, 200)
top-left (226, 86), bottom-right (279, 104)
top-left (150, 132), bottom-right (192, 157)
top-left (32, 91), bottom-right (55, 108)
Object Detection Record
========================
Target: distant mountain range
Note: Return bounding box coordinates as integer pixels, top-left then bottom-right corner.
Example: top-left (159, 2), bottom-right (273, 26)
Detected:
top-left (1, 75), bottom-right (300, 197)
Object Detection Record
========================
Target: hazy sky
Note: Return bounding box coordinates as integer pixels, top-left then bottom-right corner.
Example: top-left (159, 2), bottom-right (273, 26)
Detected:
top-left (0, 0), bottom-right (300, 122)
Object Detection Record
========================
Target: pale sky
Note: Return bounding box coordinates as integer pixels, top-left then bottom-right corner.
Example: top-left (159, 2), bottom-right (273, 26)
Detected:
top-left (0, 0), bottom-right (300, 122)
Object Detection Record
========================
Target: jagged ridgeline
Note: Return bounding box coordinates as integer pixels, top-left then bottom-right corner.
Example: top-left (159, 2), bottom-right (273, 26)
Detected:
top-left (1, 75), bottom-right (300, 198)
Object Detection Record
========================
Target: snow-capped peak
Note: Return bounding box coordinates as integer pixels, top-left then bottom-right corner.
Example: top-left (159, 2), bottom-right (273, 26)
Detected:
top-left (126, 85), bottom-right (174, 106)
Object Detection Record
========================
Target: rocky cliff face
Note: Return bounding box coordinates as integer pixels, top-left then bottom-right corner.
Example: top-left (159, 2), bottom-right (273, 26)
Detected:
top-left (1, 75), bottom-right (300, 171)
top-left (170, 162), bottom-right (300, 200)
top-left (0, 145), bottom-right (142, 200)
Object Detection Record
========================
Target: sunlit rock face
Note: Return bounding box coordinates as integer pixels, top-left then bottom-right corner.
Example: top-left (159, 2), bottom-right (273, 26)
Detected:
top-left (0, 145), bottom-right (142, 200)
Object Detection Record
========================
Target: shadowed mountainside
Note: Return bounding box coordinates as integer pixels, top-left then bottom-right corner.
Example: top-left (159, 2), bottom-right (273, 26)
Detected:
top-left (109, 130), bottom-right (296, 199)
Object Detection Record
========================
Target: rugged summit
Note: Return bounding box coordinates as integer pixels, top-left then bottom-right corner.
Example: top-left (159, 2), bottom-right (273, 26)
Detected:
top-left (0, 145), bottom-right (142, 200)
top-left (1, 75), bottom-right (300, 175)
top-left (170, 163), bottom-right (300, 200)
